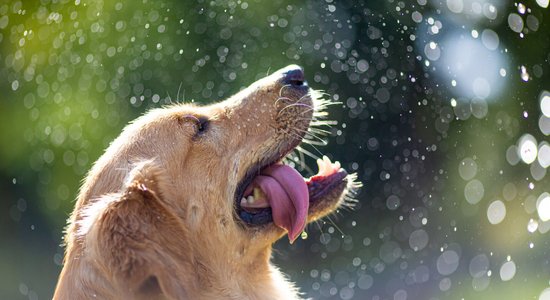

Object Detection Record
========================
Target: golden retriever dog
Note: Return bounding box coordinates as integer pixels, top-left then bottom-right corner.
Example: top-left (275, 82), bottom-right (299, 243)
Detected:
top-left (54, 65), bottom-right (357, 299)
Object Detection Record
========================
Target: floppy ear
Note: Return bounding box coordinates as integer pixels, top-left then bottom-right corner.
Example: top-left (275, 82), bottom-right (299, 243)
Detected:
top-left (81, 160), bottom-right (195, 299)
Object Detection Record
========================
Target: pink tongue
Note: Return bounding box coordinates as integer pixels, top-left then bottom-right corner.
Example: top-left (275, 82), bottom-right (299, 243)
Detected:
top-left (251, 164), bottom-right (309, 243)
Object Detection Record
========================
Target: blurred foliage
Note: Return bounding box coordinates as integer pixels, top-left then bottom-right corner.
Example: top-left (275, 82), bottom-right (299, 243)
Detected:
top-left (1, 0), bottom-right (549, 299)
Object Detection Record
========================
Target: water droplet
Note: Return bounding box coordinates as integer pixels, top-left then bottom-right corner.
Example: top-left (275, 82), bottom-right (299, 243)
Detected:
top-left (500, 68), bottom-right (507, 77)
top-left (518, 134), bottom-right (537, 164)
top-left (472, 273), bottom-right (491, 291)
top-left (439, 277), bottom-right (452, 291)
top-left (508, 13), bottom-right (524, 33)
top-left (527, 219), bottom-right (539, 233)
top-left (469, 254), bottom-right (489, 278)
top-left (424, 42), bottom-right (441, 61)
top-left (0, 15), bottom-right (9, 29)
top-left (357, 274), bottom-right (373, 290)
top-left (458, 158), bottom-right (478, 180)
top-left (539, 115), bottom-right (550, 135)
top-left (506, 145), bottom-right (520, 165)
top-left (499, 261), bottom-right (516, 281)
top-left (465, 179), bottom-right (485, 204)
top-left (447, 0), bottom-right (464, 13)
top-left (386, 195), bottom-right (401, 210)
top-left (537, 143), bottom-right (550, 168)
top-left (472, 78), bottom-right (491, 99)
top-left (530, 160), bottom-right (546, 181)
top-left (536, 193), bottom-right (550, 221)
top-left (411, 11), bottom-right (423, 23)
top-left (520, 65), bottom-right (530, 81)
top-left (527, 15), bottom-right (540, 32)
top-left (409, 229), bottom-right (429, 251)
top-left (540, 91), bottom-right (550, 117)
top-left (471, 98), bottom-right (488, 118)
top-left (481, 29), bottom-right (499, 50)
top-left (375, 88), bottom-right (390, 103)
top-left (518, 3), bottom-right (527, 14)
top-left (437, 250), bottom-right (460, 275)
top-left (393, 289), bottom-right (407, 300)
top-left (487, 200), bottom-right (506, 225)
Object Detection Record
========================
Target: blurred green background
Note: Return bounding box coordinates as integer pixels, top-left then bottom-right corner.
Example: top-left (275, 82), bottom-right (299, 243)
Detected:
top-left (1, 0), bottom-right (549, 299)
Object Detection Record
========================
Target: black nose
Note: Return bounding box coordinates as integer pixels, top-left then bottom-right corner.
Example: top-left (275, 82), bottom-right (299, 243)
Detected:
top-left (282, 65), bottom-right (307, 87)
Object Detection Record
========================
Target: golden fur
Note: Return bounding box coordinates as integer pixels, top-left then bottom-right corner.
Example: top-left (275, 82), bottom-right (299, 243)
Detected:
top-left (54, 66), bottom-right (352, 299)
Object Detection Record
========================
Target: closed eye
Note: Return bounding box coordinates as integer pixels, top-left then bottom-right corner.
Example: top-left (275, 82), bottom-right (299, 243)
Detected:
top-left (178, 114), bottom-right (209, 136)
top-left (196, 116), bottom-right (209, 134)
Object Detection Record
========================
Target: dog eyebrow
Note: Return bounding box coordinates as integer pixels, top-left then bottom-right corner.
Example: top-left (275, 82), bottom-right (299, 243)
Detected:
top-left (180, 114), bottom-right (201, 125)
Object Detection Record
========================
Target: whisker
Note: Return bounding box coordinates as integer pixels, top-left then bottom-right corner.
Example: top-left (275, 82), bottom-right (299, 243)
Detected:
top-left (302, 141), bottom-right (326, 157)
top-left (296, 94), bottom-right (313, 104)
top-left (297, 149), bottom-right (312, 173)
top-left (176, 82), bottom-right (183, 103)
top-left (325, 215), bottom-right (345, 237)
top-left (313, 102), bottom-right (333, 110)
top-left (294, 149), bottom-right (315, 174)
top-left (275, 96), bottom-right (293, 106)
top-left (304, 133), bottom-right (328, 144)
top-left (308, 127), bottom-right (332, 135)
top-left (291, 116), bottom-right (334, 123)
top-left (295, 127), bottom-right (328, 142)
top-left (298, 107), bottom-right (315, 115)
top-left (282, 149), bottom-right (314, 174)
top-left (295, 145), bottom-right (321, 160)
top-left (295, 132), bottom-right (328, 146)
top-left (315, 220), bottom-right (324, 234)
top-left (287, 149), bottom-right (305, 171)
top-left (302, 138), bottom-right (328, 146)
top-left (278, 84), bottom-right (293, 97)
top-left (165, 92), bottom-right (173, 105)
top-left (310, 120), bottom-right (337, 126)
top-left (313, 110), bottom-right (330, 117)
top-left (278, 103), bottom-right (314, 116)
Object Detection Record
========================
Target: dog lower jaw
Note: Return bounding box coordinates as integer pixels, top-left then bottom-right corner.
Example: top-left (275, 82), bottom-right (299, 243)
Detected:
top-left (307, 172), bottom-right (352, 223)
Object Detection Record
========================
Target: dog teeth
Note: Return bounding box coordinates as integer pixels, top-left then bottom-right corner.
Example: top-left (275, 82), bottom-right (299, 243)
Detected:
top-left (241, 193), bottom-right (271, 209)
top-left (316, 155), bottom-right (341, 176)
top-left (240, 196), bottom-right (256, 207)
top-left (253, 187), bottom-right (267, 200)
top-left (316, 157), bottom-right (327, 175)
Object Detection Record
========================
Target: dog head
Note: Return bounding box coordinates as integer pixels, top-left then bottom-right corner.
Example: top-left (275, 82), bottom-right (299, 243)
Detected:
top-left (79, 64), bottom-right (354, 244)
top-left (64, 65), bottom-right (357, 299)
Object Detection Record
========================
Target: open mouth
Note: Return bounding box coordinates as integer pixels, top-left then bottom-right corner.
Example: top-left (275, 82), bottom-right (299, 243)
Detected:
top-left (235, 155), bottom-right (348, 242)
top-left (233, 64), bottom-right (351, 243)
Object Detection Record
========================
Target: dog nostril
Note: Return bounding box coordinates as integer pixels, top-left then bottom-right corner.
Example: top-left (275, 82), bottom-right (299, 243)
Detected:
top-left (283, 67), bottom-right (306, 87)
top-left (289, 79), bottom-right (303, 86)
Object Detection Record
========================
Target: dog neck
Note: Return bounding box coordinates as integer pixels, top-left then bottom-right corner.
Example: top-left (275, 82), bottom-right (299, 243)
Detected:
top-left (56, 242), bottom-right (301, 299)
top-left (188, 246), bottom-right (301, 299)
